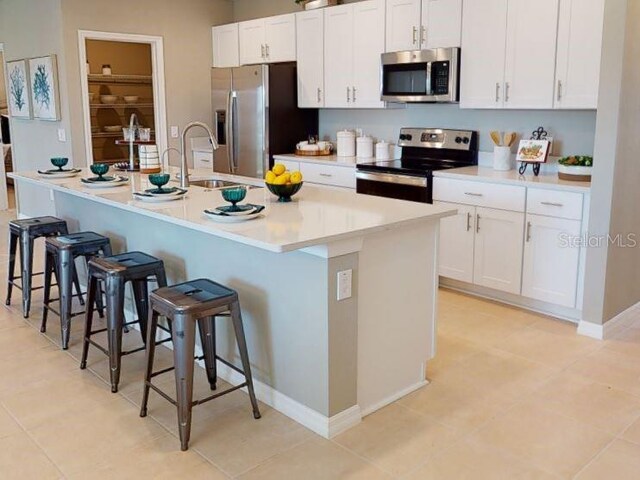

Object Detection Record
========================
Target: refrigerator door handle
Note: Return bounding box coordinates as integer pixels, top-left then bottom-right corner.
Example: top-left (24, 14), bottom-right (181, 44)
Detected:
top-left (226, 91), bottom-right (236, 173)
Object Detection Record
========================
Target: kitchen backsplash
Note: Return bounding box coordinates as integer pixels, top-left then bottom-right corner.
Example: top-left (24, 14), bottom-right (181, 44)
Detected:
top-left (319, 104), bottom-right (597, 157)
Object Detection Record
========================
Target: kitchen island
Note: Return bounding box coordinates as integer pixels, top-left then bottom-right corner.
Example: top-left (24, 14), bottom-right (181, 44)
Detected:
top-left (9, 169), bottom-right (455, 437)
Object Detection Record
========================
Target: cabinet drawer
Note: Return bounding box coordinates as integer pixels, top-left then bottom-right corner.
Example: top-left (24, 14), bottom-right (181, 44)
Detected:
top-left (300, 163), bottom-right (356, 188)
top-left (526, 188), bottom-right (583, 220)
top-left (193, 151), bottom-right (213, 170)
top-left (433, 178), bottom-right (526, 212)
top-left (275, 159), bottom-right (300, 172)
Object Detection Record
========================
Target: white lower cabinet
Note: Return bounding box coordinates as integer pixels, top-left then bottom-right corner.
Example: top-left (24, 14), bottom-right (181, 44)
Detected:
top-left (522, 214), bottom-right (581, 308)
top-left (436, 201), bottom-right (474, 283)
top-left (473, 207), bottom-right (524, 295)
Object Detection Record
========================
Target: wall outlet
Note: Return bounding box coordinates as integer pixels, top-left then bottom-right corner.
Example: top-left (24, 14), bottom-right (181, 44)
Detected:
top-left (57, 128), bottom-right (66, 142)
top-left (171, 126), bottom-right (179, 138)
top-left (337, 269), bottom-right (353, 301)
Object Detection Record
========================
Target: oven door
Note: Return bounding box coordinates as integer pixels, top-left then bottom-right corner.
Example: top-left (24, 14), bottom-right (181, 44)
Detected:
top-left (356, 171), bottom-right (432, 203)
top-left (381, 48), bottom-right (459, 103)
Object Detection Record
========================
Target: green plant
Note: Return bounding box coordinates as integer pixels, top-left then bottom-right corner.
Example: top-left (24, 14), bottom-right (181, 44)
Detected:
top-left (558, 155), bottom-right (593, 167)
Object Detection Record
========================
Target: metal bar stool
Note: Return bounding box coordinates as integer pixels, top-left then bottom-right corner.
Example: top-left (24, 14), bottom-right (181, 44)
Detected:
top-left (42, 232), bottom-right (112, 350)
top-left (80, 252), bottom-right (169, 393)
top-left (140, 278), bottom-right (261, 451)
top-left (6, 216), bottom-right (83, 318)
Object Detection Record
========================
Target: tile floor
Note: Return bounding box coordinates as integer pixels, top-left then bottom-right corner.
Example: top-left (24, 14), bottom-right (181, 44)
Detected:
top-left (0, 208), bottom-right (639, 479)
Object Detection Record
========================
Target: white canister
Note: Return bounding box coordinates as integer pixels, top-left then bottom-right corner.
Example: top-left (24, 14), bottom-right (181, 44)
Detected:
top-left (356, 136), bottom-right (374, 158)
top-left (337, 130), bottom-right (356, 157)
top-left (493, 146), bottom-right (513, 171)
top-left (101, 64), bottom-right (112, 76)
top-left (375, 141), bottom-right (390, 160)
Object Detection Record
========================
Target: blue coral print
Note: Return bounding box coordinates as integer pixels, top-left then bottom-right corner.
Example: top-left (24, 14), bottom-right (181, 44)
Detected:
top-left (32, 64), bottom-right (52, 109)
top-left (9, 65), bottom-right (26, 111)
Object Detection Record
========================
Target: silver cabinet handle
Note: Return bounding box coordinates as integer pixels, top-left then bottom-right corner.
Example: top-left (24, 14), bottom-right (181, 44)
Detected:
top-left (476, 214), bottom-right (481, 233)
top-left (464, 192), bottom-right (483, 197)
top-left (541, 201), bottom-right (564, 207)
top-left (317, 87), bottom-right (322, 103)
top-left (466, 212), bottom-right (472, 232)
top-left (261, 44), bottom-right (265, 59)
top-left (557, 80), bottom-right (563, 101)
top-left (319, 173), bottom-right (333, 177)
top-left (526, 221), bottom-right (532, 242)
top-left (352, 86), bottom-right (356, 103)
top-left (505, 82), bottom-right (511, 102)
top-left (421, 26), bottom-right (427, 45)
top-left (495, 82), bottom-right (500, 102)
top-left (347, 86), bottom-right (351, 103)
top-left (265, 44), bottom-right (270, 58)
top-left (412, 26), bottom-right (418, 45)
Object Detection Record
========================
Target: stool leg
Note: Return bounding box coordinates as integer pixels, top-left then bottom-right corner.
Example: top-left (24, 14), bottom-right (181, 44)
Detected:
top-left (73, 269), bottom-right (85, 306)
top-left (230, 301), bottom-right (261, 420)
top-left (155, 269), bottom-right (168, 288)
top-left (131, 279), bottom-right (149, 344)
top-left (85, 256), bottom-right (104, 318)
top-left (197, 316), bottom-right (217, 391)
top-left (140, 309), bottom-right (160, 418)
top-left (80, 275), bottom-right (98, 370)
top-left (58, 249), bottom-right (74, 350)
top-left (5, 231), bottom-right (18, 306)
top-left (172, 313), bottom-right (196, 451)
top-left (19, 232), bottom-right (34, 318)
top-left (40, 251), bottom-right (55, 333)
top-left (105, 276), bottom-right (125, 393)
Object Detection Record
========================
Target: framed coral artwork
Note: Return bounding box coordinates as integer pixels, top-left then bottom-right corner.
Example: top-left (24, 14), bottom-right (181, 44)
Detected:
top-left (6, 59), bottom-right (31, 119)
top-left (29, 54), bottom-right (60, 121)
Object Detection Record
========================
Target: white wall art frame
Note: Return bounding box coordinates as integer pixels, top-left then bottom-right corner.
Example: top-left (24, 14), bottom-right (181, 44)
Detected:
top-left (29, 54), bottom-right (60, 121)
top-left (6, 59), bottom-right (31, 119)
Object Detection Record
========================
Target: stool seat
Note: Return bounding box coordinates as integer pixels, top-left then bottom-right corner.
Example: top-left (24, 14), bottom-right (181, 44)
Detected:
top-left (9, 216), bottom-right (67, 235)
top-left (48, 232), bottom-right (111, 250)
top-left (81, 251), bottom-right (168, 393)
top-left (151, 279), bottom-right (236, 315)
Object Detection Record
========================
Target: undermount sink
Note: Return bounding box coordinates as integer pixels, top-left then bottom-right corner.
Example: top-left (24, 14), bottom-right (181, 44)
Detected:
top-left (189, 179), bottom-right (261, 189)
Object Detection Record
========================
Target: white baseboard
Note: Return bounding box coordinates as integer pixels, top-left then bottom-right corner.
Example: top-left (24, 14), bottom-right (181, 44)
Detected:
top-left (360, 379), bottom-right (429, 417)
top-left (578, 301), bottom-right (640, 340)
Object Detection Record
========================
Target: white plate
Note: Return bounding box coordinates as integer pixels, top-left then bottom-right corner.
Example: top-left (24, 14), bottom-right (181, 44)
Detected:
top-left (38, 170), bottom-right (81, 179)
top-left (213, 204), bottom-right (260, 216)
top-left (133, 192), bottom-right (188, 203)
top-left (203, 210), bottom-right (263, 223)
top-left (81, 176), bottom-right (129, 188)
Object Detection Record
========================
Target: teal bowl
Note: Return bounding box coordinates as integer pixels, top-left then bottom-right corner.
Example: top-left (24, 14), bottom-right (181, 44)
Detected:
top-left (90, 163), bottom-right (110, 179)
top-left (50, 157), bottom-right (69, 170)
top-left (266, 182), bottom-right (303, 203)
top-left (148, 173), bottom-right (170, 190)
top-left (221, 186), bottom-right (247, 205)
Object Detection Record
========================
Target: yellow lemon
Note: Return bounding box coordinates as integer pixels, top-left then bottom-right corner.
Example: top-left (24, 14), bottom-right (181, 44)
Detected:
top-left (265, 171), bottom-right (276, 184)
top-left (290, 171), bottom-right (303, 184)
top-left (280, 172), bottom-right (291, 183)
top-left (272, 163), bottom-right (286, 176)
top-left (273, 175), bottom-right (288, 185)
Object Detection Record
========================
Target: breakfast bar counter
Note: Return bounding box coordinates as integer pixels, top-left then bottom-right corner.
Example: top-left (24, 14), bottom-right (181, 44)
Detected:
top-left (10, 168), bottom-right (455, 437)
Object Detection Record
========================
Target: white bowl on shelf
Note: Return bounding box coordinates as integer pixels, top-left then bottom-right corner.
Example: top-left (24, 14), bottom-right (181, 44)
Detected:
top-left (103, 125), bottom-right (122, 133)
top-left (100, 95), bottom-right (118, 104)
top-left (123, 95), bottom-right (139, 104)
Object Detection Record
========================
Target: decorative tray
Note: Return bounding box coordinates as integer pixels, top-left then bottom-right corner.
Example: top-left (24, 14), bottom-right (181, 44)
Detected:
top-left (295, 148), bottom-right (333, 157)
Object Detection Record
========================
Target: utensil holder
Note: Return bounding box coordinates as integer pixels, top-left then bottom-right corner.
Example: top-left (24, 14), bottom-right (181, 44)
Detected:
top-left (493, 146), bottom-right (512, 171)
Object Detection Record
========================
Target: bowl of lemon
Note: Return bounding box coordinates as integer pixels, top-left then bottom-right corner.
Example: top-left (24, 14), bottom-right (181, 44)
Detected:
top-left (265, 163), bottom-right (303, 202)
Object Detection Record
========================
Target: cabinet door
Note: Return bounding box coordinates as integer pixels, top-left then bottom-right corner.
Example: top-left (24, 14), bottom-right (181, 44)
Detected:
top-left (193, 151), bottom-right (214, 170)
top-left (352, 0), bottom-right (385, 108)
top-left (555, 0), bottom-right (605, 109)
top-left (422, 0), bottom-right (463, 48)
top-left (436, 201), bottom-right (475, 283)
top-left (522, 214), bottom-right (581, 308)
top-left (212, 24), bottom-right (240, 68)
top-left (296, 10), bottom-right (324, 108)
top-left (473, 207), bottom-right (524, 295)
top-left (385, 0), bottom-right (422, 53)
top-left (239, 19), bottom-right (265, 65)
top-left (265, 14), bottom-right (296, 63)
top-left (460, 0), bottom-right (508, 108)
top-left (503, 0), bottom-right (559, 109)
top-left (324, 4), bottom-right (353, 108)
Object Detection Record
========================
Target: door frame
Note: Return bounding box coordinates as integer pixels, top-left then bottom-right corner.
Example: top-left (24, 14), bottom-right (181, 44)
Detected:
top-left (77, 30), bottom-right (168, 165)
top-left (0, 43), bottom-right (10, 210)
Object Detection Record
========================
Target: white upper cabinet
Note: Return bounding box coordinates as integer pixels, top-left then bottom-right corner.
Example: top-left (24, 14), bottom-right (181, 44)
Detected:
top-left (212, 24), bottom-right (240, 68)
top-left (296, 10), bottom-right (325, 108)
top-left (460, 0), bottom-right (508, 109)
top-left (386, 0), bottom-right (462, 52)
top-left (554, 0), bottom-right (605, 109)
top-left (421, 0), bottom-right (463, 49)
top-left (239, 14), bottom-right (296, 65)
top-left (325, 0), bottom-right (385, 109)
top-left (504, 0), bottom-right (559, 109)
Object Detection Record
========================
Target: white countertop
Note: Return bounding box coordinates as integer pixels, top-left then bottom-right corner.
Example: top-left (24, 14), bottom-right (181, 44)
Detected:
top-left (434, 166), bottom-right (591, 193)
top-left (274, 153), bottom-right (375, 168)
top-left (10, 168), bottom-right (455, 253)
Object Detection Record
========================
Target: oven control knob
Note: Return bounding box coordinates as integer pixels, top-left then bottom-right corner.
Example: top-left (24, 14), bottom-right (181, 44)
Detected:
top-left (455, 136), bottom-right (463, 144)
top-left (399, 134), bottom-right (406, 141)
top-left (462, 137), bottom-right (470, 144)
top-left (405, 134), bottom-right (413, 141)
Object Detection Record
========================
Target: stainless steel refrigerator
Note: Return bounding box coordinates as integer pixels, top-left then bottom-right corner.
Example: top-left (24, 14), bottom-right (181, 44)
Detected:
top-left (211, 62), bottom-right (318, 178)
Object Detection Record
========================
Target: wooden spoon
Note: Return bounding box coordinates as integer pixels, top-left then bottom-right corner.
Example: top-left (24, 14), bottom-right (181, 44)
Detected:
top-left (490, 131), bottom-right (502, 146)
top-left (504, 132), bottom-right (517, 147)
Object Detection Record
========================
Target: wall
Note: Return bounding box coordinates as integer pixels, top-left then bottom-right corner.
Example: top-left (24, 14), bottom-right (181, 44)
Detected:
top-left (0, 51), bottom-right (6, 111)
top-left (61, 0), bottom-right (234, 167)
top-left (584, 0), bottom-right (640, 326)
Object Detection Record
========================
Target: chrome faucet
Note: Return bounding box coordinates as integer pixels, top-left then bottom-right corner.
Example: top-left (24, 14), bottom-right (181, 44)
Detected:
top-left (179, 122), bottom-right (219, 188)
top-left (128, 113), bottom-right (139, 171)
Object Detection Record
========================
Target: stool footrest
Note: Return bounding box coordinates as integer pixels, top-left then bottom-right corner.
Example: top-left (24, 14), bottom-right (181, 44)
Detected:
top-left (217, 356), bottom-right (245, 376)
top-left (194, 383), bottom-right (248, 406)
top-left (87, 339), bottom-right (109, 357)
top-left (147, 382), bottom-right (177, 406)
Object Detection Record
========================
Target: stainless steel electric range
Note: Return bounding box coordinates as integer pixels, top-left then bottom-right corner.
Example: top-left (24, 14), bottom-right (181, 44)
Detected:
top-left (356, 128), bottom-right (478, 203)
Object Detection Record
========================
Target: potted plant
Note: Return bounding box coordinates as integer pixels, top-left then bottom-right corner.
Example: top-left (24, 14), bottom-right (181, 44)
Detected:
top-left (557, 155), bottom-right (593, 182)
top-left (295, 0), bottom-right (339, 10)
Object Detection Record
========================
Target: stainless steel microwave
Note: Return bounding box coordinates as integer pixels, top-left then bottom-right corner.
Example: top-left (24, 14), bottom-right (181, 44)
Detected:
top-left (381, 48), bottom-right (460, 103)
